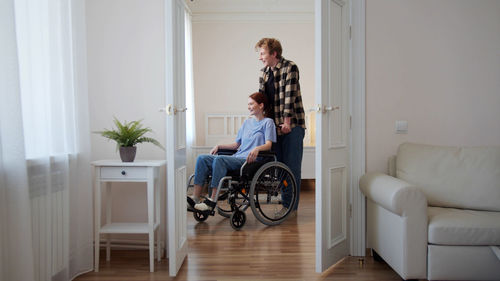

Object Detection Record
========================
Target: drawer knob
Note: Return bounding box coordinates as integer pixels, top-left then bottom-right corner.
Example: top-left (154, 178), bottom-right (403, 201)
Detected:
top-left (121, 170), bottom-right (126, 175)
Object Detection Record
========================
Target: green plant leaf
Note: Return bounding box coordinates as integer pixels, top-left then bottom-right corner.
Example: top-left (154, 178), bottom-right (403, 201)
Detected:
top-left (136, 137), bottom-right (165, 150)
top-left (94, 118), bottom-right (164, 151)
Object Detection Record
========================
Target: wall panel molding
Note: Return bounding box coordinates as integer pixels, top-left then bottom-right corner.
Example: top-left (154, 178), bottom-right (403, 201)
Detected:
top-left (191, 12), bottom-right (314, 23)
top-left (188, 0), bottom-right (314, 23)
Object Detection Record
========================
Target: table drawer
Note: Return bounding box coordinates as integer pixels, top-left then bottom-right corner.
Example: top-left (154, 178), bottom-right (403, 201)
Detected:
top-left (100, 166), bottom-right (147, 180)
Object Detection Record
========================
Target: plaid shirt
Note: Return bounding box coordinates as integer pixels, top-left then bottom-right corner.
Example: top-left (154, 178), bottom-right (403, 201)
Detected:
top-left (259, 57), bottom-right (306, 135)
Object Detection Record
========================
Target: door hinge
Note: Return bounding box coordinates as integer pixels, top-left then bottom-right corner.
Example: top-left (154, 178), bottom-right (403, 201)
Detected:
top-left (349, 203), bottom-right (352, 218)
top-left (349, 115), bottom-right (352, 130)
top-left (349, 25), bottom-right (352, 40)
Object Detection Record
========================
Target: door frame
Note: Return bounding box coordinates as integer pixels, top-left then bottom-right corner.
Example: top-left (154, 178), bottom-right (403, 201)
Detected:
top-left (171, 0), bottom-right (366, 267)
top-left (349, 0), bottom-right (366, 257)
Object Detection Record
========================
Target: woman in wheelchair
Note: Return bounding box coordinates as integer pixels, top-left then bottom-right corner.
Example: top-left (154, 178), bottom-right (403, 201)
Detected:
top-left (188, 92), bottom-right (276, 211)
top-left (187, 92), bottom-right (299, 230)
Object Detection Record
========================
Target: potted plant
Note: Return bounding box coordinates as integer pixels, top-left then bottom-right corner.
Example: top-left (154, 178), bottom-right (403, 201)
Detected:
top-left (96, 118), bottom-right (164, 162)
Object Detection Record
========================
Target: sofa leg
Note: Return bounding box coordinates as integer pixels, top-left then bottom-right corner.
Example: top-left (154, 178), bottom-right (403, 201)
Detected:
top-left (371, 249), bottom-right (421, 281)
top-left (371, 249), bottom-right (384, 262)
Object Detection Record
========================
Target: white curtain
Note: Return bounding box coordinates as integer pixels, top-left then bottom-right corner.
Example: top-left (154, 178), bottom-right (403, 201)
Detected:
top-left (0, 0), bottom-right (93, 280)
top-left (0, 1), bottom-right (36, 280)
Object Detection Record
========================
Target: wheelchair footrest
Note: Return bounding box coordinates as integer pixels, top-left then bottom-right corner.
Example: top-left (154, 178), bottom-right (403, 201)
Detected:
top-left (195, 209), bottom-right (215, 216)
top-left (187, 196), bottom-right (196, 212)
top-left (188, 207), bottom-right (215, 216)
top-left (187, 197), bottom-right (217, 216)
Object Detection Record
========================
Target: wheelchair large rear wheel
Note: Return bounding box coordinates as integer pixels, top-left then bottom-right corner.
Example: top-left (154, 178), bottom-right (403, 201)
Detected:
top-left (216, 190), bottom-right (231, 218)
top-left (249, 162), bottom-right (297, 226)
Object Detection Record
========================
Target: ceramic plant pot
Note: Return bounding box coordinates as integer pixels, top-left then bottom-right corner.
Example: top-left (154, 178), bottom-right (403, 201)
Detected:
top-left (119, 146), bottom-right (137, 162)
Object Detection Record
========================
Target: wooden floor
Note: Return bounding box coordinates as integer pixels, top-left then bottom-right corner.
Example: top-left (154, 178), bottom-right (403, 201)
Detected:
top-left (76, 186), bottom-right (404, 281)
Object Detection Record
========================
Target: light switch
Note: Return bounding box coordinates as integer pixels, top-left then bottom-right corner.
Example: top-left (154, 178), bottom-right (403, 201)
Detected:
top-left (395, 120), bottom-right (408, 134)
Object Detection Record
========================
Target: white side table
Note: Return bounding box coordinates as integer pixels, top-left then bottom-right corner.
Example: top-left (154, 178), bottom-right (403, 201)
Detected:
top-left (92, 160), bottom-right (166, 272)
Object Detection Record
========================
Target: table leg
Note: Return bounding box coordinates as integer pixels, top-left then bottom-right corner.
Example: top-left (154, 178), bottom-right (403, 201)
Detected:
top-left (106, 182), bottom-right (112, 261)
top-left (156, 178), bottom-right (161, 261)
top-left (94, 168), bottom-right (101, 272)
top-left (147, 167), bottom-right (155, 272)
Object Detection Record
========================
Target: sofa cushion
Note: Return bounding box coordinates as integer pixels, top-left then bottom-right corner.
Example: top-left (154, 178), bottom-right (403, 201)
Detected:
top-left (396, 143), bottom-right (500, 211)
top-left (428, 207), bottom-right (500, 245)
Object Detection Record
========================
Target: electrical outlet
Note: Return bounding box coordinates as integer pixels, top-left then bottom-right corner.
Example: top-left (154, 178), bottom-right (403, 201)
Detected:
top-left (395, 120), bottom-right (408, 134)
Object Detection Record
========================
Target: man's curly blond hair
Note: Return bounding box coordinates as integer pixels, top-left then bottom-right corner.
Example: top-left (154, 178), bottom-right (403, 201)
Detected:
top-left (255, 38), bottom-right (282, 59)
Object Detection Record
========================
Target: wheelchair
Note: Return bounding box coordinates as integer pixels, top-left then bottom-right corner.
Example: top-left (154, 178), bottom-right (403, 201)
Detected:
top-left (187, 149), bottom-right (297, 230)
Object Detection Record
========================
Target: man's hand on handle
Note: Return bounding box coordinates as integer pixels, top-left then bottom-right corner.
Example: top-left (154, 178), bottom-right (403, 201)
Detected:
top-left (279, 123), bottom-right (291, 134)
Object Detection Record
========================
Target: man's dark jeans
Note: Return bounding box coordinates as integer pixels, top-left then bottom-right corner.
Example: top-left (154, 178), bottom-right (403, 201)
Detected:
top-left (274, 126), bottom-right (305, 210)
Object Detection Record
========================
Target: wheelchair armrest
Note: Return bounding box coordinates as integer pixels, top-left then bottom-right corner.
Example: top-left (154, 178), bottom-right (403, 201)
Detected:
top-left (257, 150), bottom-right (276, 158)
top-left (217, 150), bottom-right (275, 158)
top-left (239, 151), bottom-right (276, 178)
top-left (216, 149), bottom-right (237, 156)
top-left (257, 150), bottom-right (277, 162)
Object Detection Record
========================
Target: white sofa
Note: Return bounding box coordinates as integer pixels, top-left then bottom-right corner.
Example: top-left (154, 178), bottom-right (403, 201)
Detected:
top-left (360, 143), bottom-right (500, 280)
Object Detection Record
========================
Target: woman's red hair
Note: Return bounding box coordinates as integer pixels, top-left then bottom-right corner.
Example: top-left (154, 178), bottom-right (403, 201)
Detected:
top-left (249, 92), bottom-right (271, 118)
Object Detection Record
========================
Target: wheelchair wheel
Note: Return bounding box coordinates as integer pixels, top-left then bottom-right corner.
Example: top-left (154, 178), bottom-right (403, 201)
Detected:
top-left (249, 161), bottom-right (297, 226)
top-left (230, 210), bottom-right (246, 230)
top-left (216, 190), bottom-right (232, 218)
top-left (193, 211), bottom-right (208, 222)
top-left (186, 174), bottom-right (195, 192)
top-left (217, 189), bottom-right (248, 218)
top-left (213, 180), bottom-right (233, 218)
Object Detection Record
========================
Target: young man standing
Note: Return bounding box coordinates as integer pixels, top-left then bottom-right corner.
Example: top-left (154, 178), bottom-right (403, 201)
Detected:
top-left (255, 38), bottom-right (306, 214)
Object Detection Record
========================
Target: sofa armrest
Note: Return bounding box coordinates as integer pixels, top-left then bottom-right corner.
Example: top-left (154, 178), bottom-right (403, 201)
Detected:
top-left (360, 172), bottom-right (427, 216)
top-left (360, 172), bottom-right (428, 279)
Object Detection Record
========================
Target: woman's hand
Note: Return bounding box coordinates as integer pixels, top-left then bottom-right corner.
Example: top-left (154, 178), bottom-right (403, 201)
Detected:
top-left (210, 145), bottom-right (219, 155)
top-left (247, 147), bottom-right (260, 163)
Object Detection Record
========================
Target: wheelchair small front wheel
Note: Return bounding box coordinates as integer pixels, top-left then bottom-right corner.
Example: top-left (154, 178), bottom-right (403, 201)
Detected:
top-left (217, 190), bottom-right (247, 218)
top-left (193, 211), bottom-right (208, 222)
top-left (230, 210), bottom-right (246, 230)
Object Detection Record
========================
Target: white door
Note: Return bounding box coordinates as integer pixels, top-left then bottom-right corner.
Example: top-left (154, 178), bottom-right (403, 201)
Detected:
top-left (315, 0), bottom-right (351, 272)
top-left (165, 0), bottom-right (188, 276)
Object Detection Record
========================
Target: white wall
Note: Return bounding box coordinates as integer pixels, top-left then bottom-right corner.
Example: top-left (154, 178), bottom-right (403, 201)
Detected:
top-left (191, 19), bottom-right (315, 146)
top-left (87, 0), bottom-right (165, 160)
top-left (366, 0), bottom-right (500, 173)
top-left (86, 0), bottom-right (166, 240)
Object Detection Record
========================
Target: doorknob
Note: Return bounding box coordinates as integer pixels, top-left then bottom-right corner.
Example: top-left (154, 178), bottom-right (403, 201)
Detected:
top-left (323, 105), bottom-right (340, 113)
top-left (309, 104), bottom-right (322, 112)
top-left (159, 105), bottom-right (187, 115)
top-left (309, 105), bottom-right (341, 113)
top-left (159, 104), bottom-right (173, 115)
top-left (174, 107), bottom-right (188, 114)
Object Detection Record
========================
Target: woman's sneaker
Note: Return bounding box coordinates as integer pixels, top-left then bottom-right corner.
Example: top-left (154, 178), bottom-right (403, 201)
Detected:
top-left (194, 198), bottom-right (216, 211)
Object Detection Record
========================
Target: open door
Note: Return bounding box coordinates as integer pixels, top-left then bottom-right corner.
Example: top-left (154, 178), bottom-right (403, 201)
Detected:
top-left (315, 0), bottom-right (351, 272)
top-left (165, 0), bottom-right (188, 276)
